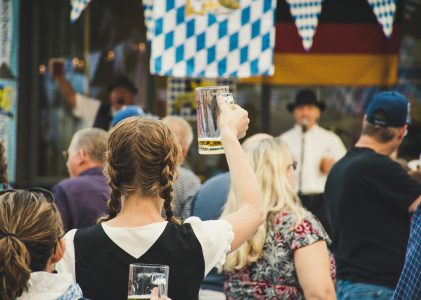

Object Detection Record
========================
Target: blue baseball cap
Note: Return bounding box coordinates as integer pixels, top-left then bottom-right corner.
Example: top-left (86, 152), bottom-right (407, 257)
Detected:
top-left (366, 91), bottom-right (411, 127)
top-left (112, 105), bottom-right (145, 127)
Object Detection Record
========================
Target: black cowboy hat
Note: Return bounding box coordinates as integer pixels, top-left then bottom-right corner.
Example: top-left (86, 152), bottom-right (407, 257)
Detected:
top-left (107, 75), bottom-right (138, 94)
top-left (286, 89), bottom-right (326, 113)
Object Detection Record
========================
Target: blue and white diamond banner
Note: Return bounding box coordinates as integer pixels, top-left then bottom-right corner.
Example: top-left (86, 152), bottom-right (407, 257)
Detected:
top-left (143, 0), bottom-right (154, 43)
top-left (367, 0), bottom-right (396, 38)
top-left (150, 0), bottom-right (276, 78)
top-left (70, 0), bottom-right (91, 23)
top-left (286, 0), bottom-right (324, 51)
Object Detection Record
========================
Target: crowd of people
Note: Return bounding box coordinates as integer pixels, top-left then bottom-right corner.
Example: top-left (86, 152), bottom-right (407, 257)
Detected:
top-left (0, 75), bottom-right (420, 300)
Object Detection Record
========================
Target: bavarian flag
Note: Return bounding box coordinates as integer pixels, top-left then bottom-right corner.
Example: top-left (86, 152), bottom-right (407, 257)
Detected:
top-left (244, 0), bottom-right (401, 86)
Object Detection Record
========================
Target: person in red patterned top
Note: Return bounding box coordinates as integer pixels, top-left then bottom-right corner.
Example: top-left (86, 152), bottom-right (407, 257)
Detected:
top-left (223, 136), bottom-right (336, 300)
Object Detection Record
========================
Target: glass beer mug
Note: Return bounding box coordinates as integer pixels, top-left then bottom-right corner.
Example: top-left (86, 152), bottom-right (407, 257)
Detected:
top-left (195, 86), bottom-right (234, 155)
top-left (128, 264), bottom-right (169, 299)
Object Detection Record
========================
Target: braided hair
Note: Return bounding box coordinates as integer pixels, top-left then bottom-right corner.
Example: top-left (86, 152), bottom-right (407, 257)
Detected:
top-left (99, 117), bottom-right (181, 224)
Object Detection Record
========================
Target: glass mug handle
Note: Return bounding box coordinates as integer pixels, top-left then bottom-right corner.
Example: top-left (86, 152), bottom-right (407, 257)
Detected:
top-left (217, 92), bottom-right (234, 105)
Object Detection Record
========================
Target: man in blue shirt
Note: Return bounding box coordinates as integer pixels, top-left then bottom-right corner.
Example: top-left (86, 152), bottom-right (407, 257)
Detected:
top-left (53, 128), bottom-right (109, 231)
top-left (393, 204), bottom-right (421, 299)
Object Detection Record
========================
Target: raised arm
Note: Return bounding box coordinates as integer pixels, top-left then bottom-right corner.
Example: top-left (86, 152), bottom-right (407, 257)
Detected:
top-left (49, 62), bottom-right (77, 109)
top-left (218, 100), bottom-right (264, 251)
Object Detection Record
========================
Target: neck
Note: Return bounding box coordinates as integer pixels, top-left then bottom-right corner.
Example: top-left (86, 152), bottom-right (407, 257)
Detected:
top-left (107, 193), bottom-right (165, 227)
top-left (297, 122), bottom-right (316, 131)
top-left (355, 135), bottom-right (397, 156)
top-left (74, 162), bottom-right (102, 177)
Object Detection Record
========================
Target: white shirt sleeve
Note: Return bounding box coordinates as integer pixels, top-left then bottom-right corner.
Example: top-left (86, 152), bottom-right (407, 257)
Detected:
top-left (330, 133), bottom-right (347, 161)
top-left (73, 93), bottom-right (101, 127)
top-left (184, 217), bottom-right (234, 276)
top-left (56, 229), bottom-right (77, 282)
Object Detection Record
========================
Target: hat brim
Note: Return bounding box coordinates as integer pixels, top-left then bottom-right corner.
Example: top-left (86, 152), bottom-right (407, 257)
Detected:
top-left (287, 102), bottom-right (326, 113)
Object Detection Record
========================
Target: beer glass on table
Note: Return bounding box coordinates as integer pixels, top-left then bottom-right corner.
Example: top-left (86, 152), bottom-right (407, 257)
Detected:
top-left (196, 86), bottom-right (234, 155)
top-left (128, 263), bottom-right (169, 300)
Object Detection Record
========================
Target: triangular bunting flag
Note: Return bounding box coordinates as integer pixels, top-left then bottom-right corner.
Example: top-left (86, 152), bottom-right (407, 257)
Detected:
top-left (70, 0), bottom-right (91, 23)
top-left (286, 0), bottom-right (324, 51)
top-left (367, 0), bottom-right (396, 38)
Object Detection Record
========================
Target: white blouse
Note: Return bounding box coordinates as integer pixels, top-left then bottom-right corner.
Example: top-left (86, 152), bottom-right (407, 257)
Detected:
top-left (57, 217), bottom-right (233, 281)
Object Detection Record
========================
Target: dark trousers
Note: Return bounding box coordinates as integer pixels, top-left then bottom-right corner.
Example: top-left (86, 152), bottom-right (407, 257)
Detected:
top-left (299, 193), bottom-right (331, 238)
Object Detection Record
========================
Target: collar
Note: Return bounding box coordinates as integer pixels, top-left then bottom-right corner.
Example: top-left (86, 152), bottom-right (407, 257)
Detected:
top-left (19, 272), bottom-right (74, 296)
top-left (79, 166), bottom-right (104, 177)
top-left (294, 123), bottom-right (319, 133)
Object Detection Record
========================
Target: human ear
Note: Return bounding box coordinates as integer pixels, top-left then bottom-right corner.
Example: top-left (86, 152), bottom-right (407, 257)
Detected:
top-left (51, 238), bottom-right (66, 264)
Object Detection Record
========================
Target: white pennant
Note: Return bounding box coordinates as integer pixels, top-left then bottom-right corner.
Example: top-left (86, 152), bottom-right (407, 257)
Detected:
top-left (286, 0), bottom-right (324, 51)
top-left (70, 0), bottom-right (91, 23)
top-left (367, 0), bottom-right (396, 38)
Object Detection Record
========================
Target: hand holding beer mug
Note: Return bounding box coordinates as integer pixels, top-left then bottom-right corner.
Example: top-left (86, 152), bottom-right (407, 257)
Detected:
top-left (196, 86), bottom-right (238, 154)
top-left (217, 95), bottom-right (249, 141)
top-left (48, 58), bottom-right (65, 79)
top-left (128, 264), bottom-right (169, 300)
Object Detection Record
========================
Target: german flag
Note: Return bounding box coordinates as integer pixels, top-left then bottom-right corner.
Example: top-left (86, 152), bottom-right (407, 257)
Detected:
top-left (243, 0), bottom-right (402, 86)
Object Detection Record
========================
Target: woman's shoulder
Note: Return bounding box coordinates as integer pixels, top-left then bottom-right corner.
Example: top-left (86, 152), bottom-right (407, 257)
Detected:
top-left (183, 217), bottom-right (233, 245)
top-left (272, 210), bottom-right (331, 249)
top-left (184, 217), bottom-right (234, 275)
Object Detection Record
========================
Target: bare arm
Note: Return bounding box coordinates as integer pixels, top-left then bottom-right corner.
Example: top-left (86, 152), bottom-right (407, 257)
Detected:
top-left (409, 194), bottom-right (421, 213)
top-left (294, 240), bottom-right (336, 300)
top-left (49, 62), bottom-right (76, 109)
top-left (56, 76), bottom-right (77, 109)
top-left (218, 101), bottom-right (264, 252)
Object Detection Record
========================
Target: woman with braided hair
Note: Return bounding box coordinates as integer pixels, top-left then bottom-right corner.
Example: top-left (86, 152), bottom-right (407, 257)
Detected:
top-left (58, 99), bottom-right (264, 300)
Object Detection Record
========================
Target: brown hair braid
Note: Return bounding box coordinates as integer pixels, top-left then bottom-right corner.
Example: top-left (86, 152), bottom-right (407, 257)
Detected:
top-left (99, 117), bottom-right (181, 224)
top-left (0, 190), bottom-right (64, 300)
top-left (0, 141), bottom-right (9, 190)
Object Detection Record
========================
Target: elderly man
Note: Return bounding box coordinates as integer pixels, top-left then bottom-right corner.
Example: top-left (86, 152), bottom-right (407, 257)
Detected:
top-left (53, 128), bottom-right (109, 231)
top-left (325, 91), bottom-right (421, 299)
top-left (50, 60), bottom-right (140, 129)
top-left (162, 116), bottom-right (201, 220)
top-left (281, 89), bottom-right (346, 234)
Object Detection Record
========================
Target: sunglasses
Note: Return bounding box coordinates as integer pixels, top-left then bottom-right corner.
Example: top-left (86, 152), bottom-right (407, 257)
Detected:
top-left (0, 187), bottom-right (54, 203)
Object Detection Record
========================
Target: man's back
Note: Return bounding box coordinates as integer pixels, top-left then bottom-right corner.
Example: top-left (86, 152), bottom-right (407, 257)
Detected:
top-left (53, 167), bottom-right (109, 232)
top-left (172, 166), bottom-right (201, 220)
top-left (325, 147), bottom-right (421, 288)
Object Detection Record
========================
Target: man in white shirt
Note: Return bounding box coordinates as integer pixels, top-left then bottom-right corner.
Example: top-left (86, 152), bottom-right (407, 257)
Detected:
top-left (50, 61), bottom-right (139, 130)
top-left (280, 89), bottom-right (346, 234)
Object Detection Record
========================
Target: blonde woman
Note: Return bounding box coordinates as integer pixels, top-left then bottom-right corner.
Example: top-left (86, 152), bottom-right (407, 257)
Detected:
top-left (223, 137), bottom-right (336, 300)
